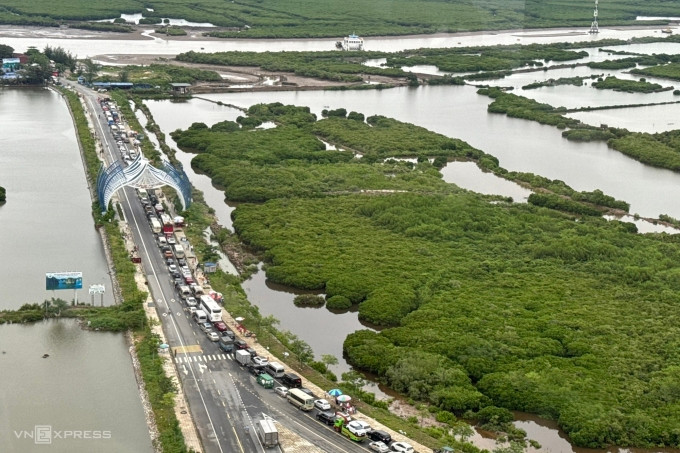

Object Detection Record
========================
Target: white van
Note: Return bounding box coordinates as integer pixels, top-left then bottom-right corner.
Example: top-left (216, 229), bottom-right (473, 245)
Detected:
top-left (158, 236), bottom-right (168, 246)
top-left (265, 362), bottom-right (285, 378)
top-left (193, 309), bottom-right (207, 323)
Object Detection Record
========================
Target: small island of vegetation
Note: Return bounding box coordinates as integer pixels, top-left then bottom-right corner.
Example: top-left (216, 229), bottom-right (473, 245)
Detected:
top-left (0, 185), bottom-right (5, 203)
top-left (592, 75), bottom-right (672, 93)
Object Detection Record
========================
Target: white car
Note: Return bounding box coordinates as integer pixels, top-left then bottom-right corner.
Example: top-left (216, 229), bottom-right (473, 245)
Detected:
top-left (167, 236), bottom-right (176, 245)
top-left (314, 398), bottom-right (331, 411)
top-left (390, 442), bottom-right (414, 453)
top-left (168, 264), bottom-right (178, 273)
top-left (185, 297), bottom-right (197, 307)
top-left (252, 356), bottom-right (268, 366)
top-left (206, 331), bottom-right (219, 342)
top-left (274, 386), bottom-right (288, 397)
top-left (352, 419), bottom-right (371, 432)
top-left (346, 420), bottom-right (368, 437)
top-left (369, 441), bottom-right (390, 453)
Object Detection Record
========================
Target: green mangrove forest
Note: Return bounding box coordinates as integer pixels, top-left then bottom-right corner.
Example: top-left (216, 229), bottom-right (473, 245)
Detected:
top-left (3, 0), bottom-right (680, 37)
top-left (168, 103), bottom-right (680, 448)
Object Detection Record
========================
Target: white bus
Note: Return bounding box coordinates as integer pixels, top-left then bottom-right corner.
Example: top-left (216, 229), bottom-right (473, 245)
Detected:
top-left (287, 388), bottom-right (314, 411)
top-left (199, 295), bottom-right (222, 322)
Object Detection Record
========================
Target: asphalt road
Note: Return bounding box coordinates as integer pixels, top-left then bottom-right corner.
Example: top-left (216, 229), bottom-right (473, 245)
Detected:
top-left (65, 81), bottom-right (374, 453)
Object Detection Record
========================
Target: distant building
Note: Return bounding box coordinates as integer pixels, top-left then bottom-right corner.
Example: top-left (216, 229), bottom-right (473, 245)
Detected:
top-left (169, 82), bottom-right (191, 95)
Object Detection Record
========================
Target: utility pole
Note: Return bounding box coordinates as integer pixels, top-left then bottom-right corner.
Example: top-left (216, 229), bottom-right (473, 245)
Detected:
top-left (589, 0), bottom-right (599, 34)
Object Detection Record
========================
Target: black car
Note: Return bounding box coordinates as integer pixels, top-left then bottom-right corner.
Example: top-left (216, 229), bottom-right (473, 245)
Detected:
top-left (223, 330), bottom-right (235, 340)
top-left (246, 364), bottom-right (265, 376)
top-left (300, 387), bottom-right (316, 398)
top-left (316, 411), bottom-right (336, 426)
top-left (368, 429), bottom-right (392, 444)
top-left (234, 339), bottom-right (248, 350)
top-left (245, 347), bottom-right (257, 357)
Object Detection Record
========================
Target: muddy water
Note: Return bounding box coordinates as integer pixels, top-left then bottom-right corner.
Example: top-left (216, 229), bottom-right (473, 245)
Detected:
top-left (0, 319), bottom-right (152, 453)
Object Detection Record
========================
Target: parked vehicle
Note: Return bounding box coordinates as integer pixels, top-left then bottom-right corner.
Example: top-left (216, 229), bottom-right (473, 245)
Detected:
top-left (213, 321), bottom-right (228, 332)
top-left (185, 297), bottom-right (198, 307)
top-left (256, 419), bottom-right (278, 448)
top-left (334, 414), bottom-right (366, 442)
top-left (193, 310), bottom-right (207, 323)
top-left (390, 442), bottom-right (414, 452)
top-left (218, 336), bottom-right (234, 353)
top-left (252, 356), bottom-right (268, 366)
top-left (150, 217), bottom-right (162, 234)
top-left (235, 349), bottom-right (251, 366)
top-left (234, 339), bottom-right (248, 350)
top-left (351, 420), bottom-right (371, 432)
top-left (368, 430), bottom-right (392, 445)
top-left (316, 410), bottom-right (336, 426)
top-left (281, 373), bottom-right (302, 389)
top-left (257, 373), bottom-right (274, 388)
top-left (287, 388), bottom-right (314, 411)
top-left (314, 399), bottom-right (331, 411)
top-left (274, 386), bottom-right (288, 398)
top-left (300, 387), bottom-right (317, 398)
top-left (369, 441), bottom-right (391, 453)
top-left (247, 364), bottom-right (265, 376)
top-left (265, 361), bottom-right (285, 378)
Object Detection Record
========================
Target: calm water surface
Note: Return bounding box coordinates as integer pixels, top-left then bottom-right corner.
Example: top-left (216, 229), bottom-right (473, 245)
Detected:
top-left (0, 88), bottom-right (114, 308)
top-left (0, 319), bottom-right (152, 453)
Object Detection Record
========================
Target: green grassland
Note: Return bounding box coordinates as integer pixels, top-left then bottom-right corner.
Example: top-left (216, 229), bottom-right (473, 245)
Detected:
top-left (1, 0), bottom-right (680, 36)
top-left (170, 103), bottom-right (680, 448)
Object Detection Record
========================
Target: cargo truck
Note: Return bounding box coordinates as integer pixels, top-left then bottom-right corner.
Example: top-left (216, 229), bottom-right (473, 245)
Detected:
top-left (235, 349), bottom-right (251, 366)
top-left (256, 419), bottom-right (278, 447)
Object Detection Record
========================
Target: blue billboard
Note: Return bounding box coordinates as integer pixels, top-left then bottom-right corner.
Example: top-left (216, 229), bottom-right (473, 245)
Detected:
top-left (46, 272), bottom-right (83, 290)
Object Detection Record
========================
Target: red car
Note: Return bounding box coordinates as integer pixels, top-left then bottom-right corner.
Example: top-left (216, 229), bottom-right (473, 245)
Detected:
top-left (213, 321), bottom-right (228, 332)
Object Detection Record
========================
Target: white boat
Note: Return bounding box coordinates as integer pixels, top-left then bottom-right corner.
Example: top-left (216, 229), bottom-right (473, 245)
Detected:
top-left (339, 34), bottom-right (364, 51)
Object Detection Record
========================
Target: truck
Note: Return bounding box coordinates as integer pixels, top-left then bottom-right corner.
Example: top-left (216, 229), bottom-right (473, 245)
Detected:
top-left (334, 414), bottom-right (366, 442)
top-left (174, 244), bottom-right (185, 259)
top-left (235, 349), bottom-right (251, 366)
top-left (256, 419), bottom-right (278, 448)
top-left (160, 213), bottom-right (174, 236)
top-left (149, 217), bottom-right (162, 234)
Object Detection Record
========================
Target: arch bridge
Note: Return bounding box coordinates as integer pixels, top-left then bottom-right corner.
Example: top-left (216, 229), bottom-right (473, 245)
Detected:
top-left (97, 154), bottom-right (192, 213)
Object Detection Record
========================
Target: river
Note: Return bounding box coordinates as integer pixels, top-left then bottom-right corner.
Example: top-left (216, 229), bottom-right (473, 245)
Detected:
top-left (0, 88), bottom-right (114, 308)
top-left (0, 88), bottom-right (152, 453)
top-left (0, 319), bottom-right (152, 452)
top-left (0, 24), bottom-right (674, 58)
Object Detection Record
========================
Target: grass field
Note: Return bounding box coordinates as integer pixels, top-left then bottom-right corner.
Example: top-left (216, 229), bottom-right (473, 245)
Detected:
top-left (0, 0), bottom-right (678, 36)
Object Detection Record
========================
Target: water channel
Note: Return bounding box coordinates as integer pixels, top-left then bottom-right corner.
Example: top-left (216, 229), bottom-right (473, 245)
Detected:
top-left (0, 88), bottom-right (152, 452)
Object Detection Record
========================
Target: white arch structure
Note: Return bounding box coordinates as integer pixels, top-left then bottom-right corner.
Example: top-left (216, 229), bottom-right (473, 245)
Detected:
top-left (97, 154), bottom-right (192, 213)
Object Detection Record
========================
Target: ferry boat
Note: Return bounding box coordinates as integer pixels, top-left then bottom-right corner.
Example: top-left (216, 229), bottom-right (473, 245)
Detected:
top-left (337, 34), bottom-right (364, 51)
top-left (662, 28), bottom-right (673, 34)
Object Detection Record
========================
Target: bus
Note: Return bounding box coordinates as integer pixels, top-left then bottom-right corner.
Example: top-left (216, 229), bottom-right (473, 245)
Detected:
top-left (287, 388), bottom-right (314, 411)
top-left (199, 295), bottom-right (222, 322)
